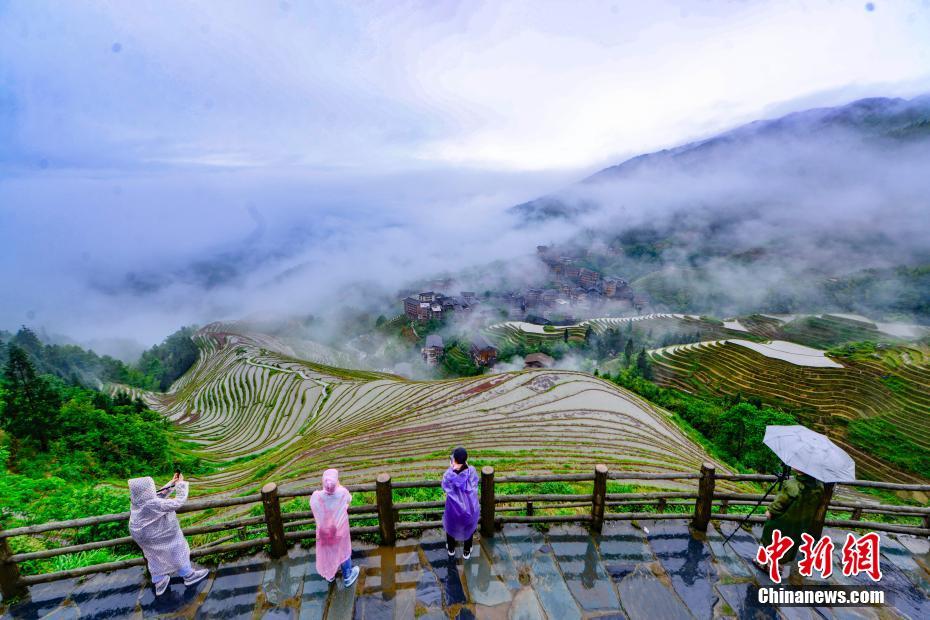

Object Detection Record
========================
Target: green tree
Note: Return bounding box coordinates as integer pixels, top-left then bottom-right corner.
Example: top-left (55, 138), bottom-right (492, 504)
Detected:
top-left (636, 348), bottom-right (653, 379)
top-left (717, 404), bottom-right (796, 472)
top-left (624, 338), bottom-right (634, 365)
top-left (1, 346), bottom-right (62, 450)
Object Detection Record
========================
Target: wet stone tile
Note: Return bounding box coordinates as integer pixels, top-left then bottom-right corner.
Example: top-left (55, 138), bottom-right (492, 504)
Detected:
top-left (599, 522), bottom-right (653, 585)
top-left (34, 604), bottom-right (81, 620)
top-left (516, 540), bottom-right (581, 620)
top-left (420, 531), bottom-right (468, 607)
top-left (705, 522), bottom-right (754, 580)
top-left (644, 522), bottom-right (717, 620)
top-left (548, 525), bottom-right (619, 612)
top-left (615, 563), bottom-right (691, 620)
top-left (510, 586), bottom-right (545, 620)
top-left (298, 561), bottom-right (330, 620)
top-left (325, 579), bottom-right (358, 620)
top-left (391, 588), bottom-right (416, 619)
top-left (479, 537), bottom-right (521, 591)
top-left (500, 525), bottom-right (546, 567)
top-left (195, 557), bottom-right (267, 619)
top-left (715, 582), bottom-right (777, 620)
top-left (414, 558), bottom-right (443, 610)
top-left (463, 542), bottom-right (512, 607)
top-left (69, 566), bottom-right (145, 619)
top-left (352, 592), bottom-right (393, 619)
top-left (453, 605), bottom-right (476, 619)
top-left (263, 546), bottom-right (310, 606)
top-left (3, 578), bottom-right (80, 620)
top-left (138, 570), bottom-right (210, 618)
top-left (824, 529), bottom-right (930, 620)
top-left (263, 608), bottom-right (297, 619)
top-left (879, 534), bottom-right (930, 597)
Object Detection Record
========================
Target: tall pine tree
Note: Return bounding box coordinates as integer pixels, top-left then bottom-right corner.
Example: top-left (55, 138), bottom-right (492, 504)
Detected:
top-left (1, 345), bottom-right (62, 450)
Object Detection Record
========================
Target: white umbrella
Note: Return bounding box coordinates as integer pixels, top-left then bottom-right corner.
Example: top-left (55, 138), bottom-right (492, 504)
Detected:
top-left (763, 425), bottom-right (856, 482)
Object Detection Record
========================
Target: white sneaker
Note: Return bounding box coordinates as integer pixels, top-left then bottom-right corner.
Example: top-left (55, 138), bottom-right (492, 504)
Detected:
top-left (183, 568), bottom-right (209, 586)
top-left (447, 546), bottom-right (455, 557)
top-left (463, 549), bottom-right (472, 560)
top-left (154, 577), bottom-right (170, 596)
top-left (343, 566), bottom-right (360, 588)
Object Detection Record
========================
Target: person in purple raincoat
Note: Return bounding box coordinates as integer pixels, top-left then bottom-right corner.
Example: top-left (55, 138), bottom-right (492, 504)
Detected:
top-left (442, 446), bottom-right (480, 559)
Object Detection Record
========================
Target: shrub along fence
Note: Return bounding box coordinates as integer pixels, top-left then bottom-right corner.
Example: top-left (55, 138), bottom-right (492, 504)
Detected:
top-left (2, 463), bottom-right (930, 599)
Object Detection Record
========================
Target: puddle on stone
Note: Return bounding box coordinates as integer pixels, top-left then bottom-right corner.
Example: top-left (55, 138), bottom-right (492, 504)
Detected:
top-left (298, 556), bottom-right (331, 620)
top-left (479, 537), bottom-right (520, 592)
top-left (420, 531), bottom-right (469, 608)
top-left (263, 547), bottom-right (310, 607)
top-left (645, 522), bottom-right (717, 620)
top-left (4, 577), bottom-right (79, 620)
top-left (195, 556), bottom-right (267, 619)
top-left (262, 608), bottom-right (297, 619)
top-left (69, 566), bottom-right (145, 619)
top-left (616, 563), bottom-right (690, 620)
top-left (548, 524), bottom-right (619, 612)
top-left (463, 540), bottom-right (512, 607)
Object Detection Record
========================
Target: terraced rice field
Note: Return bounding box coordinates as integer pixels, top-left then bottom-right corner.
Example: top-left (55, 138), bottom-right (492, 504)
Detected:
top-left (649, 339), bottom-right (930, 482)
top-left (115, 322), bottom-right (724, 496)
top-left (738, 313), bottom-right (922, 349)
top-left (485, 314), bottom-right (733, 347)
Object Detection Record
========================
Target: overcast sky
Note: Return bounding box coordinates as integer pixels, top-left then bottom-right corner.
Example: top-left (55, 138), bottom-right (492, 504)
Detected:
top-left (2, 1), bottom-right (929, 354)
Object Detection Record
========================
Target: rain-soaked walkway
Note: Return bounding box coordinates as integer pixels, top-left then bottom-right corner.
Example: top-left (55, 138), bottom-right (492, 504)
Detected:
top-left (2, 521), bottom-right (929, 619)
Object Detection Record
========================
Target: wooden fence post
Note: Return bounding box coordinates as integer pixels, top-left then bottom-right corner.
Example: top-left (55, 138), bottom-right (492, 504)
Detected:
top-left (1, 534), bottom-right (26, 600)
top-left (261, 483), bottom-right (287, 559)
top-left (851, 507), bottom-right (862, 521)
top-left (810, 483), bottom-right (835, 541)
top-left (526, 502), bottom-right (534, 517)
top-left (691, 462), bottom-right (716, 532)
top-left (376, 473), bottom-right (396, 546)
top-left (480, 466), bottom-right (495, 538)
top-left (719, 499), bottom-right (729, 515)
top-left (591, 464), bottom-right (608, 534)
top-left (657, 498), bottom-right (667, 513)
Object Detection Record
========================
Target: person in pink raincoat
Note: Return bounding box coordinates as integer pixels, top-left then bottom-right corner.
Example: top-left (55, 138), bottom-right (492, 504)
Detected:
top-left (309, 469), bottom-right (360, 587)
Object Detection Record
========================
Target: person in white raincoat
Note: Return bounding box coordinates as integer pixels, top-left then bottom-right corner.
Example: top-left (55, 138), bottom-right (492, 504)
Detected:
top-left (128, 473), bottom-right (209, 595)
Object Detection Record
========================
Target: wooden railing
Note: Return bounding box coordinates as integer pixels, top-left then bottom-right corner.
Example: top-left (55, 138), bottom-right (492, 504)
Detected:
top-left (2, 463), bottom-right (929, 599)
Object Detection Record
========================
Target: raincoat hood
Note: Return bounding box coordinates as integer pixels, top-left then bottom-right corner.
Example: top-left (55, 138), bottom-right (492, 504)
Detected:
top-left (129, 477), bottom-right (157, 509)
top-left (322, 468), bottom-right (339, 494)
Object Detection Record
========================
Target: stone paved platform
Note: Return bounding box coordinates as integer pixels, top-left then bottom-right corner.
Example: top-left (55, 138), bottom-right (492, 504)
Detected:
top-left (2, 521), bottom-right (929, 619)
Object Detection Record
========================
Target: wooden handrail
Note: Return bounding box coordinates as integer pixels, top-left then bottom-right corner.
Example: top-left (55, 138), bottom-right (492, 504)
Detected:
top-left (3, 464), bottom-right (929, 598)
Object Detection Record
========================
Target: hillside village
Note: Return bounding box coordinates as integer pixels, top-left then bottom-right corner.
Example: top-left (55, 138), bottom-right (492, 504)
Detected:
top-left (396, 245), bottom-right (649, 368)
